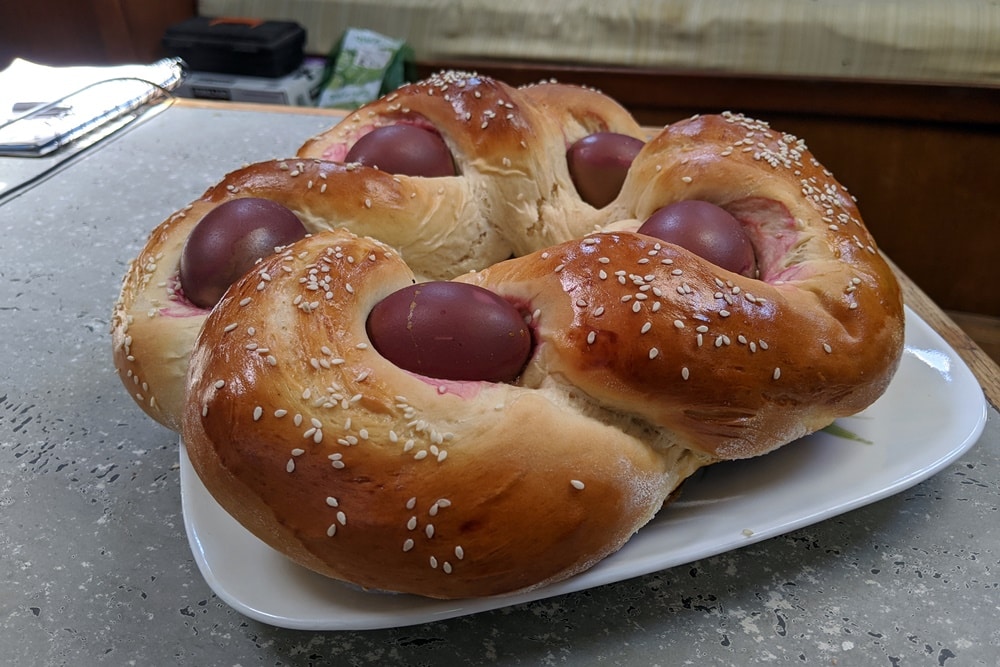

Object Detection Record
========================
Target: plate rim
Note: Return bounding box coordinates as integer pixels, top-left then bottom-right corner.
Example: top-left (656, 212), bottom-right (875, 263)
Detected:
top-left (179, 305), bottom-right (989, 631)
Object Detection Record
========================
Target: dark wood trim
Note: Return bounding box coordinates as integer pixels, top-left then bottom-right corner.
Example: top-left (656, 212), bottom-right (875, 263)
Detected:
top-left (416, 59), bottom-right (1000, 127)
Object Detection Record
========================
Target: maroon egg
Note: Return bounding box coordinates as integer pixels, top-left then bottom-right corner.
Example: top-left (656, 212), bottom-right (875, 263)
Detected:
top-left (179, 198), bottom-right (308, 308)
top-left (567, 132), bottom-right (645, 208)
top-left (638, 200), bottom-right (757, 277)
top-left (345, 124), bottom-right (456, 177)
top-left (366, 282), bottom-right (532, 382)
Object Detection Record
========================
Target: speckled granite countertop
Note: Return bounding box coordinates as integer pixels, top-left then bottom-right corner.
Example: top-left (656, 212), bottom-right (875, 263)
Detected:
top-left (1, 101), bottom-right (998, 666)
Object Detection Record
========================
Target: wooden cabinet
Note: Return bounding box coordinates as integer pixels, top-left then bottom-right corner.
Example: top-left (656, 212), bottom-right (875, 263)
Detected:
top-left (0, 0), bottom-right (196, 67)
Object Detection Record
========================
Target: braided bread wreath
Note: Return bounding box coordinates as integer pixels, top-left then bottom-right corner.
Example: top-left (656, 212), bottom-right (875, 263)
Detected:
top-left (112, 71), bottom-right (904, 599)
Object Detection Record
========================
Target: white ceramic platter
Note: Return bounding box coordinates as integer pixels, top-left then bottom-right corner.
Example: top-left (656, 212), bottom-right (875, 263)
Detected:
top-left (180, 306), bottom-right (988, 630)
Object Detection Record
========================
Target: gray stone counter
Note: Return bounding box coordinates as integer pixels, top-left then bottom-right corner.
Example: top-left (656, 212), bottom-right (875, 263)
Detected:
top-left (1, 102), bottom-right (997, 666)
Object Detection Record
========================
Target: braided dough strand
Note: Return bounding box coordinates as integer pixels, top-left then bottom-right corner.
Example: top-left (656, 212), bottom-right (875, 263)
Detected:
top-left (112, 72), bottom-right (904, 600)
top-left (458, 112), bottom-right (905, 460)
top-left (298, 71), bottom-right (647, 253)
top-left (114, 75), bottom-right (647, 431)
top-left (182, 229), bottom-right (711, 599)
top-left (116, 157), bottom-right (498, 429)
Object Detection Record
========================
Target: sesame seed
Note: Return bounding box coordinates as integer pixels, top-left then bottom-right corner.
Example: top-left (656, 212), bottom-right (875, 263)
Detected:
top-left (402, 539), bottom-right (414, 552)
top-left (326, 524), bottom-right (337, 537)
top-left (286, 459), bottom-right (295, 473)
top-left (326, 497), bottom-right (339, 507)
top-left (682, 367), bottom-right (690, 380)
top-left (570, 479), bottom-right (585, 490)
top-left (773, 368), bottom-right (782, 380)
top-left (649, 347), bottom-right (660, 360)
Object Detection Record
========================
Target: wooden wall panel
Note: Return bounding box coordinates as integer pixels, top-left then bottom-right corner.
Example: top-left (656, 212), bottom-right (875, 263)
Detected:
top-left (0, 0), bottom-right (196, 67)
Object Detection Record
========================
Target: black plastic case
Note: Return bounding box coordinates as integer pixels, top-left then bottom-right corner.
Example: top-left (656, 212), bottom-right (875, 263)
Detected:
top-left (163, 17), bottom-right (306, 78)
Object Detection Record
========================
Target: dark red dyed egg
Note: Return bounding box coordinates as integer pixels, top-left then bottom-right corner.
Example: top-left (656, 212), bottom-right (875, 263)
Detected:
top-left (367, 282), bottom-right (531, 382)
top-left (567, 132), bottom-right (645, 208)
top-left (345, 124), bottom-right (456, 177)
top-left (638, 200), bottom-right (757, 277)
top-left (179, 198), bottom-right (307, 308)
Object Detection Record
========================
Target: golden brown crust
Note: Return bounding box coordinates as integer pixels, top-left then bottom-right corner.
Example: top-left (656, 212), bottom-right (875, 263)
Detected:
top-left (112, 71), bottom-right (904, 599)
top-left (113, 74), bottom-right (646, 430)
top-left (182, 230), bottom-right (711, 598)
top-left (298, 71), bottom-right (648, 254)
top-left (113, 157), bottom-right (513, 429)
top-left (461, 113), bottom-right (905, 459)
